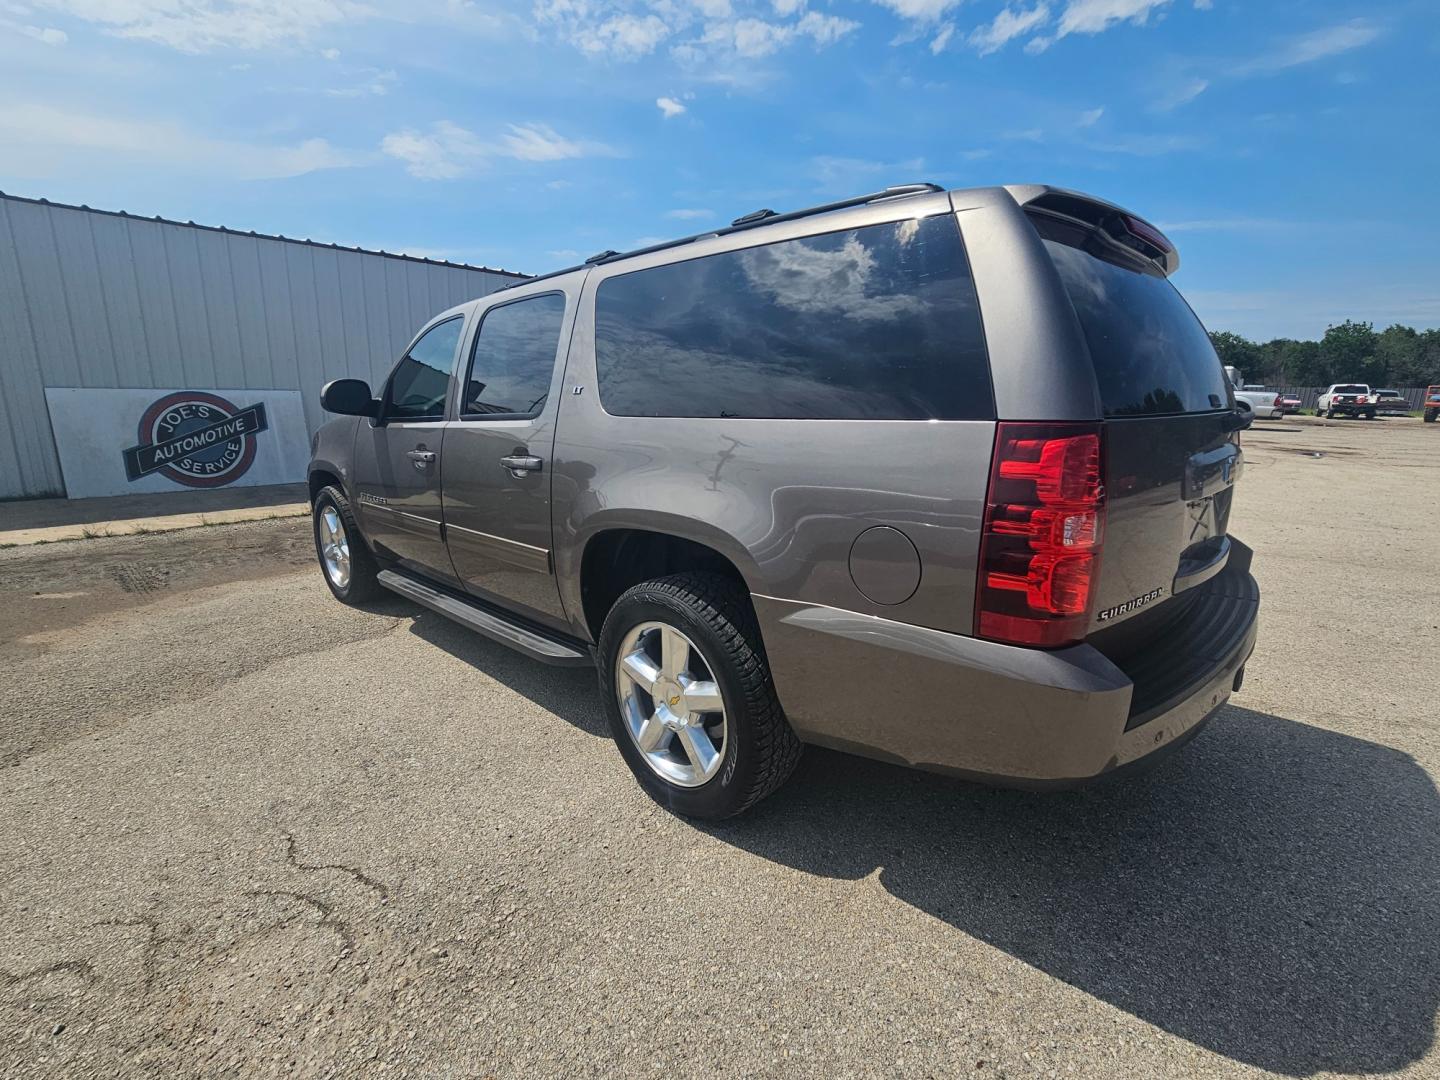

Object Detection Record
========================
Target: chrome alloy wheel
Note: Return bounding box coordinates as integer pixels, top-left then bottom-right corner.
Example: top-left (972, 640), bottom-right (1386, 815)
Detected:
top-left (317, 505), bottom-right (351, 589)
top-left (614, 621), bottom-right (728, 788)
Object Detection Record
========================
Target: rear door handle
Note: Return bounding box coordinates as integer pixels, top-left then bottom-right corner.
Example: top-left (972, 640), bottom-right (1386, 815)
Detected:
top-left (500, 454), bottom-right (543, 477)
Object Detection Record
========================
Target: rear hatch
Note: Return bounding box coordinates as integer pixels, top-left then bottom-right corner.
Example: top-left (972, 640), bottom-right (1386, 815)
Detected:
top-left (1028, 209), bottom-right (1241, 638)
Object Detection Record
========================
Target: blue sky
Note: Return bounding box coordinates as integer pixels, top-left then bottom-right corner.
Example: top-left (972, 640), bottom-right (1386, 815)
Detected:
top-left (3, 0), bottom-right (1436, 340)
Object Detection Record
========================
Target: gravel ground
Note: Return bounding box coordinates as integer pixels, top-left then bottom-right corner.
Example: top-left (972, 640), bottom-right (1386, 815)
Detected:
top-left (2, 415), bottom-right (1437, 1079)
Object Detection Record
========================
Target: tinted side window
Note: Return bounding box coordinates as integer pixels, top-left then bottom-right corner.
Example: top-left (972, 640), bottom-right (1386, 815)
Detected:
top-left (594, 215), bottom-right (993, 420)
top-left (462, 293), bottom-right (567, 418)
top-left (1034, 216), bottom-right (1229, 417)
top-left (385, 317), bottom-right (463, 420)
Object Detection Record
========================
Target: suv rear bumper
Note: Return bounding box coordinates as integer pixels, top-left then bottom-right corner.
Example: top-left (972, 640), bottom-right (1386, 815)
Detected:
top-left (754, 542), bottom-right (1259, 786)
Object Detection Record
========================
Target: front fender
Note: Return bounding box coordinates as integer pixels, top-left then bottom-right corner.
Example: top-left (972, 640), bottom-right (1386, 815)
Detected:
top-left (307, 416), bottom-right (361, 502)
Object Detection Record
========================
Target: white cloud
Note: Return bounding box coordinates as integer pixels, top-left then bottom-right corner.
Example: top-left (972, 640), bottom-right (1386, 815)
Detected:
top-left (20, 24), bottom-right (68, 45)
top-left (0, 101), bottom-right (360, 179)
top-left (714, 16), bottom-right (789, 56)
top-left (657, 95), bottom-right (687, 117)
top-left (381, 121), bottom-right (486, 180)
top-left (30, 0), bottom-right (370, 52)
top-left (665, 207), bottom-right (714, 219)
top-left (1155, 75), bottom-right (1208, 110)
top-left (929, 22), bottom-right (953, 52)
top-left (870, 0), bottom-right (964, 23)
top-left (579, 12), bottom-right (671, 57)
top-left (538, 0), bottom-right (855, 64)
top-left (325, 69), bottom-right (398, 98)
top-left (1231, 19), bottom-right (1381, 75)
top-left (1077, 106), bottom-right (1104, 126)
top-left (700, 11), bottom-right (856, 57)
top-left (1150, 19), bottom-right (1379, 114)
top-left (796, 10), bottom-right (858, 45)
top-left (968, 3), bottom-right (1049, 55)
top-left (534, 0), bottom-right (672, 59)
top-left (1055, 0), bottom-right (1171, 39)
top-left (380, 120), bottom-right (615, 179)
top-left (501, 121), bottom-right (607, 161)
top-left (1192, 0), bottom-right (1211, 7)
top-left (320, 46), bottom-right (340, 60)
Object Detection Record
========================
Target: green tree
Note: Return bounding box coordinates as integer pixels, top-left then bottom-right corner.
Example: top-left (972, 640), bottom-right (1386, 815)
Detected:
top-left (1376, 324), bottom-right (1422, 386)
top-left (1209, 331), bottom-right (1262, 381)
top-left (1278, 339), bottom-right (1326, 386)
top-left (1259, 338), bottom-right (1298, 383)
top-left (1412, 330), bottom-right (1440, 386)
top-left (1319, 320), bottom-right (1380, 384)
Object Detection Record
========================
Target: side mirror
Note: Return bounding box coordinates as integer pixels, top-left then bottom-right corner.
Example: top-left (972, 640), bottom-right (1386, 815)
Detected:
top-left (321, 378), bottom-right (378, 417)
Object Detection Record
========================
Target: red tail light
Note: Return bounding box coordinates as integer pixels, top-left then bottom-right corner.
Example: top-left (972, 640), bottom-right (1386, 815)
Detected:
top-left (1273, 394), bottom-right (1282, 407)
top-left (975, 423), bottom-right (1106, 648)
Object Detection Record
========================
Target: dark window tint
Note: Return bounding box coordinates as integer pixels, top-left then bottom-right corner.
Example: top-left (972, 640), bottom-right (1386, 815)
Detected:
top-left (594, 215), bottom-right (992, 420)
top-left (385, 317), bottom-right (463, 420)
top-left (1333, 384), bottom-right (1367, 394)
top-left (462, 293), bottom-right (566, 418)
top-left (1035, 216), bottom-right (1229, 417)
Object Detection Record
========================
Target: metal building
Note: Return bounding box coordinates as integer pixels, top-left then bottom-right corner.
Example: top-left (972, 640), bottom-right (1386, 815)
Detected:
top-left (0, 192), bottom-right (526, 500)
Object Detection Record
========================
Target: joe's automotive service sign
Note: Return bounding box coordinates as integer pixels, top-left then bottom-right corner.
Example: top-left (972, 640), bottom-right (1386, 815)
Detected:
top-left (122, 392), bottom-right (269, 487)
top-left (44, 387), bottom-right (310, 500)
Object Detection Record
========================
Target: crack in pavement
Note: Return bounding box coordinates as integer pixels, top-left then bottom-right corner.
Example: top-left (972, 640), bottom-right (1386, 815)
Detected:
top-left (0, 958), bottom-right (95, 987)
top-left (281, 833), bottom-right (391, 900)
top-left (244, 889), bottom-right (358, 959)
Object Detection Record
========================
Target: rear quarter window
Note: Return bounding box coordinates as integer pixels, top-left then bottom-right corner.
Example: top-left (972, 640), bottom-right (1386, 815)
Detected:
top-left (1034, 215), bottom-right (1229, 417)
top-left (593, 215), bottom-right (993, 420)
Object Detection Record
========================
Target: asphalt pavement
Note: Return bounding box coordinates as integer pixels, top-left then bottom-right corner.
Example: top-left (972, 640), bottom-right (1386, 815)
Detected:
top-left (2, 416), bottom-right (1437, 1078)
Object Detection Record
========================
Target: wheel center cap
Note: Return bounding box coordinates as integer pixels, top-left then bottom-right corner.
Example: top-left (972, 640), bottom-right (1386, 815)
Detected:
top-left (655, 678), bottom-right (682, 707)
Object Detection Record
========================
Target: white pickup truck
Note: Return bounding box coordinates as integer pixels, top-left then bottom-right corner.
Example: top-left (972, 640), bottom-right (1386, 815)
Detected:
top-left (1223, 368), bottom-right (1285, 419)
top-left (1317, 383), bottom-right (1377, 420)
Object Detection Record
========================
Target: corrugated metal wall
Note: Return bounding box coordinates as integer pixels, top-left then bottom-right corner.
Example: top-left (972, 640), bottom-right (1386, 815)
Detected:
top-left (0, 194), bottom-right (525, 499)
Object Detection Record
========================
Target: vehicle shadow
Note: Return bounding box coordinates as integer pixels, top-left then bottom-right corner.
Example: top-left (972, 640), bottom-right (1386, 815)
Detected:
top-left (704, 706), bottom-right (1440, 1076)
top-left (363, 614), bottom-right (1440, 1075)
top-left (401, 607), bottom-right (606, 737)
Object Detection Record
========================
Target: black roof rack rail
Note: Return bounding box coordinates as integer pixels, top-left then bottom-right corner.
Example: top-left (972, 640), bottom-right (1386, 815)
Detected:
top-left (497, 182), bottom-right (945, 291)
top-left (730, 207), bottom-right (777, 227)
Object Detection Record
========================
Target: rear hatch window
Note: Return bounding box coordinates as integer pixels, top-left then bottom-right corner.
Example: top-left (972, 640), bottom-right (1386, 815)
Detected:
top-left (1033, 214), bottom-right (1229, 417)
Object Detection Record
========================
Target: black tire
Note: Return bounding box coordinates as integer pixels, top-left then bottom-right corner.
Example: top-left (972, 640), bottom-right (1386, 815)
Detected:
top-left (1425, 409), bottom-right (1437, 423)
top-left (1364, 410), bottom-right (1376, 421)
top-left (597, 572), bottom-right (802, 819)
top-left (1323, 409), bottom-right (1332, 419)
top-left (312, 484), bottom-right (382, 605)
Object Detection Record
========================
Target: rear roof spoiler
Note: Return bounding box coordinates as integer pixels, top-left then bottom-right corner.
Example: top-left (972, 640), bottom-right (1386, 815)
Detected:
top-left (1004, 184), bottom-right (1180, 276)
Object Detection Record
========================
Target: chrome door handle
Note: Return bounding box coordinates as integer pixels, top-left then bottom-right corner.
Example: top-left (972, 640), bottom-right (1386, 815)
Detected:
top-left (500, 454), bottom-right (543, 477)
top-left (407, 448), bottom-right (436, 471)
